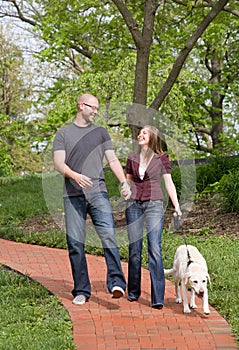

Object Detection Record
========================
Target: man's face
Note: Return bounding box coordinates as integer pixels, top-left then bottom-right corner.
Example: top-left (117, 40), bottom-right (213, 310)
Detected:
top-left (80, 98), bottom-right (99, 124)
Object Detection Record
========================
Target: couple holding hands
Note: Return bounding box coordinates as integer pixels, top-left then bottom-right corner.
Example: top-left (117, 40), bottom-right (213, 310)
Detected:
top-left (53, 93), bottom-right (181, 309)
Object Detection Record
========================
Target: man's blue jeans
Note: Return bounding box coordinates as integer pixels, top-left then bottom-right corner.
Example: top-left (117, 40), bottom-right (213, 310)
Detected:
top-left (126, 199), bottom-right (165, 306)
top-left (64, 192), bottom-right (126, 298)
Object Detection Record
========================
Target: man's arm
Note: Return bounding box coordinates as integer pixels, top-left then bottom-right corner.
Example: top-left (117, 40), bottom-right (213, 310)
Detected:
top-left (105, 150), bottom-right (126, 183)
top-left (105, 150), bottom-right (131, 199)
top-left (53, 150), bottom-right (93, 189)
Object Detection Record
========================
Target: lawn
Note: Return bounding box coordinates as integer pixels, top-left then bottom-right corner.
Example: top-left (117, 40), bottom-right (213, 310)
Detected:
top-left (0, 266), bottom-right (76, 350)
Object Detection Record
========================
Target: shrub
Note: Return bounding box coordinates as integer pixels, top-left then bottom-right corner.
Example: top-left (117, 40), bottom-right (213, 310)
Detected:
top-left (196, 156), bottom-right (239, 193)
top-left (216, 170), bottom-right (239, 212)
top-left (171, 166), bottom-right (181, 194)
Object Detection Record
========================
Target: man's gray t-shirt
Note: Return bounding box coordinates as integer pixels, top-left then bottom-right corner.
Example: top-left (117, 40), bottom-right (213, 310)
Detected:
top-left (53, 123), bottom-right (114, 196)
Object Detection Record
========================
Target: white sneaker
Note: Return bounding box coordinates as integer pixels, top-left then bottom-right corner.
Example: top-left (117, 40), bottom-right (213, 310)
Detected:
top-left (112, 286), bottom-right (125, 298)
top-left (72, 295), bottom-right (86, 305)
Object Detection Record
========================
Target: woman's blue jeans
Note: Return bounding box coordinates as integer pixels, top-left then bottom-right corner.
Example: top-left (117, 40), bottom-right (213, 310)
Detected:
top-left (64, 192), bottom-right (126, 298)
top-left (126, 200), bottom-right (165, 306)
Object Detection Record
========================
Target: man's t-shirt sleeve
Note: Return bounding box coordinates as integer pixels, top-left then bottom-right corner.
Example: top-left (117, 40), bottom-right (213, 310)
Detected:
top-left (53, 129), bottom-right (65, 151)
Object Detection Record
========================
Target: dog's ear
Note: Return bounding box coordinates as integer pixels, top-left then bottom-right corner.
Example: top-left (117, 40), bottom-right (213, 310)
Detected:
top-left (183, 272), bottom-right (191, 285)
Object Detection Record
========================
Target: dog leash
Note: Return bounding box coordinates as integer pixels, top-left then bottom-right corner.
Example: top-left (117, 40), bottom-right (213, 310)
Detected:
top-left (183, 235), bottom-right (194, 267)
top-left (172, 212), bottom-right (194, 267)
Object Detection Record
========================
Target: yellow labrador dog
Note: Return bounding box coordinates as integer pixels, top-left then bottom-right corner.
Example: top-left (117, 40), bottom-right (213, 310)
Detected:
top-left (164, 244), bottom-right (210, 314)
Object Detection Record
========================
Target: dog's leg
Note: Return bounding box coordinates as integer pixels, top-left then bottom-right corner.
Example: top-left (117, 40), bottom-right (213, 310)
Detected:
top-left (190, 288), bottom-right (197, 309)
top-left (175, 277), bottom-right (182, 303)
top-left (203, 288), bottom-right (210, 314)
top-left (181, 282), bottom-right (191, 313)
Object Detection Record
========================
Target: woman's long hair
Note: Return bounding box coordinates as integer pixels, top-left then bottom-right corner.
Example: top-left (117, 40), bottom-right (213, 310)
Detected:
top-left (146, 125), bottom-right (163, 154)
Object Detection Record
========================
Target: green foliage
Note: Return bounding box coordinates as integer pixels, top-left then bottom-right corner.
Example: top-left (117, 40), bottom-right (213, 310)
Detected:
top-left (36, 0), bottom-right (134, 71)
top-left (0, 28), bottom-right (42, 176)
top-left (0, 28), bottom-right (32, 116)
top-left (0, 266), bottom-right (76, 350)
top-left (1, 0), bottom-right (239, 161)
top-left (216, 170), bottom-right (239, 211)
top-left (37, 54), bottom-right (136, 145)
top-left (170, 165), bottom-right (182, 199)
top-left (27, 0), bottom-right (239, 157)
top-left (0, 114), bottom-right (43, 176)
top-left (196, 156), bottom-right (239, 193)
top-left (0, 140), bottom-right (14, 177)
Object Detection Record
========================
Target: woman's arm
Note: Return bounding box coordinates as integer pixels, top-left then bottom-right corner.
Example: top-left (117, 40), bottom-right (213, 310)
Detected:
top-left (163, 173), bottom-right (182, 215)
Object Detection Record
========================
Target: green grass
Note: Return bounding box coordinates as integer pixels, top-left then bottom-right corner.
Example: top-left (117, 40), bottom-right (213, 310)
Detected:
top-left (0, 173), bottom-right (238, 346)
top-left (0, 266), bottom-right (76, 350)
top-left (0, 175), bottom-right (48, 227)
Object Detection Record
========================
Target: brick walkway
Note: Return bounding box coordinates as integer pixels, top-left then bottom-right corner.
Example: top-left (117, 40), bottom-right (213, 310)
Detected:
top-left (0, 238), bottom-right (237, 350)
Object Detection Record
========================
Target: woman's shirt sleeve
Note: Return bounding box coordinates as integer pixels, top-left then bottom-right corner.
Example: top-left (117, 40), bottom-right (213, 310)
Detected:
top-left (160, 153), bottom-right (171, 174)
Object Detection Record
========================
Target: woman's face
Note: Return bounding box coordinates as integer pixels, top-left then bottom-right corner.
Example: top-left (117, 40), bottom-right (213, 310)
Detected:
top-left (137, 128), bottom-right (150, 146)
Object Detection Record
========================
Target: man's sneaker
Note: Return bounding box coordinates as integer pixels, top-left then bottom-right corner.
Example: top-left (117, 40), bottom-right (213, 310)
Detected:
top-left (72, 295), bottom-right (86, 305)
top-left (112, 286), bottom-right (125, 298)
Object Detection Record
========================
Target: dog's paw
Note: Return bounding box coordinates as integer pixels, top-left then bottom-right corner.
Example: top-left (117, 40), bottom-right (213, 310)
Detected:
top-left (204, 309), bottom-right (210, 315)
top-left (176, 298), bottom-right (182, 304)
top-left (183, 306), bottom-right (191, 314)
top-left (190, 303), bottom-right (197, 309)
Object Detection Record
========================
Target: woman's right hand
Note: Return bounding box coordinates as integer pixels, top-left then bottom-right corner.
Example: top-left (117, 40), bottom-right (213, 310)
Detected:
top-left (174, 206), bottom-right (182, 217)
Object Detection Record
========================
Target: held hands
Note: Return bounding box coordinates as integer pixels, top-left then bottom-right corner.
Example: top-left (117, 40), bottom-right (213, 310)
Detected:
top-left (120, 181), bottom-right (131, 200)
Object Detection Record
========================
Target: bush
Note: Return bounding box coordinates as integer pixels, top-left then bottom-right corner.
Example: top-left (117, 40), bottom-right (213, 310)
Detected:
top-left (171, 166), bottom-right (181, 194)
top-left (196, 156), bottom-right (239, 193)
top-left (0, 145), bottom-right (14, 177)
top-left (216, 170), bottom-right (239, 212)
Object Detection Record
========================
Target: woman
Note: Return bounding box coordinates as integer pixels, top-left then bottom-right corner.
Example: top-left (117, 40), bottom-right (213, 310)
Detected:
top-left (125, 125), bottom-right (181, 309)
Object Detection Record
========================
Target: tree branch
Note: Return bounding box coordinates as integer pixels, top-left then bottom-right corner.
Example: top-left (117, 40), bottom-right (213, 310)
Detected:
top-left (111, 0), bottom-right (144, 47)
top-left (194, 127), bottom-right (212, 136)
top-left (66, 50), bottom-right (85, 73)
top-left (1, 0), bottom-right (37, 26)
top-left (150, 0), bottom-right (230, 110)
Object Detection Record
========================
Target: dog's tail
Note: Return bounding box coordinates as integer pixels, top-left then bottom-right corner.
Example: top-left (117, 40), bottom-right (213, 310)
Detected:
top-left (164, 268), bottom-right (174, 275)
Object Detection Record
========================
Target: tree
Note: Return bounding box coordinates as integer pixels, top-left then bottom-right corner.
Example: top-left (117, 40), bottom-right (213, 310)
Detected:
top-left (166, 11), bottom-right (239, 154)
top-left (1, 0), bottom-right (238, 154)
top-left (0, 25), bottom-right (41, 176)
top-left (197, 37), bottom-right (238, 152)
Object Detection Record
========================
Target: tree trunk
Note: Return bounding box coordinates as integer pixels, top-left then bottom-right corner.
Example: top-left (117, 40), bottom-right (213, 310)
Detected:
top-left (127, 0), bottom-right (157, 139)
top-left (129, 46), bottom-right (151, 140)
top-left (208, 52), bottom-right (225, 148)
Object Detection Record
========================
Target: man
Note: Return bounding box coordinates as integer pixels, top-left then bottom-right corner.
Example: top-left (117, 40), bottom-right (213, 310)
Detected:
top-left (53, 93), bottom-right (130, 305)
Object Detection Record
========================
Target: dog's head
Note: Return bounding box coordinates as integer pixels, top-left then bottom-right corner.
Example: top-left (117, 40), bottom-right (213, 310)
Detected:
top-left (183, 270), bottom-right (210, 297)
